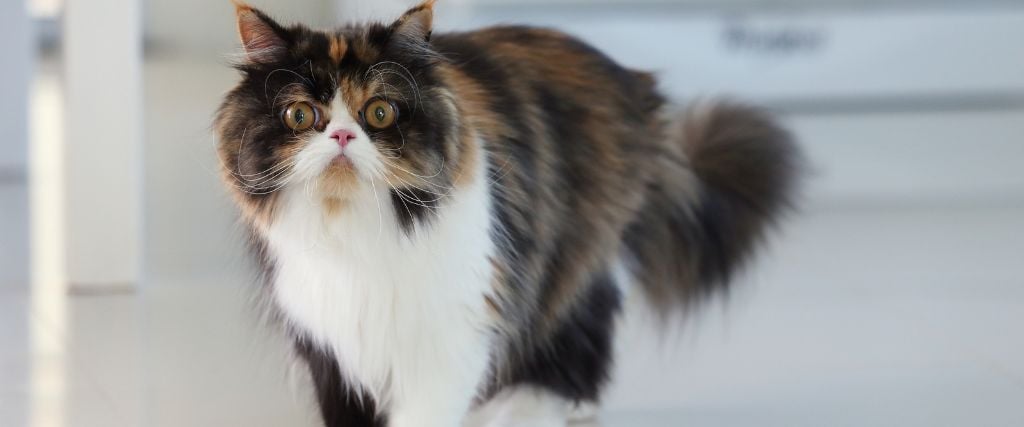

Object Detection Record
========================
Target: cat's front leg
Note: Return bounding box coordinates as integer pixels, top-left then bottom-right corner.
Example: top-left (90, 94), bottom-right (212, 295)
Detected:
top-left (388, 381), bottom-right (481, 427)
top-left (386, 315), bottom-right (494, 427)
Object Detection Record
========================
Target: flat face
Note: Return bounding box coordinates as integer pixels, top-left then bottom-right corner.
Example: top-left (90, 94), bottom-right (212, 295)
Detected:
top-left (216, 6), bottom-right (464, 230)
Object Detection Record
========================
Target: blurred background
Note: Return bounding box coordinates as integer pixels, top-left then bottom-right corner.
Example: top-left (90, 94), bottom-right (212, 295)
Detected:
top-left (2, 0), bottom-right (1023, 426)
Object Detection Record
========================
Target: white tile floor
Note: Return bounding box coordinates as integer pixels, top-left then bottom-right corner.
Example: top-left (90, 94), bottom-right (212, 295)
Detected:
top-left (2, 57), bottom-right (1023, 426)
top-left (3, 206), bottom-right (1022, 426)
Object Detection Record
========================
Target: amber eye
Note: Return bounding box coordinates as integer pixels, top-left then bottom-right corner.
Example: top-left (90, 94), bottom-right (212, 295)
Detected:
top-left (283, 102), bottom-right (318, 131)
top-left (363, 98), bottom-right (397, 130)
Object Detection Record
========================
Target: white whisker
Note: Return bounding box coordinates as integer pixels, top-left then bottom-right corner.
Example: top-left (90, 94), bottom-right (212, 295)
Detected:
top-left (378, 173), bottom-right (420, 222)
top-left (378, 155), bottom-right (446, 179)
top-left (368, 175), bottom-right (385, 241)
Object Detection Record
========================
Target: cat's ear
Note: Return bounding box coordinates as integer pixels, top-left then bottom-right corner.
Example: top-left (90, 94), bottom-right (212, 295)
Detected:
top-left (233, 1), bottom-right (289, 63)
top-left (393, 0), bottom-right (435, 42)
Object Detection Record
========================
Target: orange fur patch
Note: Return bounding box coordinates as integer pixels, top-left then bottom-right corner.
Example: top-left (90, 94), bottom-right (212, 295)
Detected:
top-left (318, 160), bottom-right (360, 203)
top-left (329, 35), bottom-right (348, 63)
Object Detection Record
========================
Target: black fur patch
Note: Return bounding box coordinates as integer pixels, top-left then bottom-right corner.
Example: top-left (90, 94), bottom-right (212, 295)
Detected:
top-left (294, 339), bottom-right (385, 427)
top-left (390, 187), bottom-right (439, 232)
top-left (505, 273), bottom-right (621, 402)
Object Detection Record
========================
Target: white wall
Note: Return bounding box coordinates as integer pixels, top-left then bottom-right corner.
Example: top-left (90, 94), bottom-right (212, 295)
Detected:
top-left (63, 0), bottom-right (143, 288)
top-left (146, 0), bottom-right (338, 56)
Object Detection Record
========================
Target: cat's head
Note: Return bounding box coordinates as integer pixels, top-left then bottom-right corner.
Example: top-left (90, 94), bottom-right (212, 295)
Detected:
top-left (216, 1), bottom-right (475, 231)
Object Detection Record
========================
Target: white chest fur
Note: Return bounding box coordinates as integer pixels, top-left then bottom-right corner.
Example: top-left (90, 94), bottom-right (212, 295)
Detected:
top-left (265, 171), bottom-right (497, 422)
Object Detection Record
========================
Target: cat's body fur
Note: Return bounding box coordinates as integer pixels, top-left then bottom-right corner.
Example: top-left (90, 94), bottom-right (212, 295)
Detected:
top-left (271, 131), bottom-right (497, 426)
top-left (216, 2), bottom-right (801, 426)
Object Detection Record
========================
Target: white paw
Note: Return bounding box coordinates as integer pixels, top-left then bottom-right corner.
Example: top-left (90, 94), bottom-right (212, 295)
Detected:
top-left (568, 402), bottom-right (598, 423)
top-left (465, 386), bottom-right (598, 427)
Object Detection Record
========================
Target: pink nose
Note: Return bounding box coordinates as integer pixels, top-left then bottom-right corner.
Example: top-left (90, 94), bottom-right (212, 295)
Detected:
top-left (330, 129), bottom-right (357, 148)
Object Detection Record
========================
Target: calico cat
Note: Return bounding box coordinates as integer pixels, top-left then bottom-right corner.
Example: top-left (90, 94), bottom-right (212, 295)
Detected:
top-left (215, 1), bottom-right (801, 426)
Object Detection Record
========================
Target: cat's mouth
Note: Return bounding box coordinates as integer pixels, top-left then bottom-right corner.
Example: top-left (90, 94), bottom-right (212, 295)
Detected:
top-left (313, 156), bottom-right (360, 199)
top-left (331, 154), bottom-right (354, 168)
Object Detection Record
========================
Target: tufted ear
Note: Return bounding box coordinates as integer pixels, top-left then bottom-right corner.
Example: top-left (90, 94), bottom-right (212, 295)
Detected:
top-left (393, 0), bottom-right (435, 42)
top-left (233, 1), bottom-right (289, 63)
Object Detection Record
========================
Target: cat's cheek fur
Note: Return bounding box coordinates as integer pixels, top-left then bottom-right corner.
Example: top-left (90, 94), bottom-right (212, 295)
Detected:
top-left (265, 141), bottom-right (496, 426)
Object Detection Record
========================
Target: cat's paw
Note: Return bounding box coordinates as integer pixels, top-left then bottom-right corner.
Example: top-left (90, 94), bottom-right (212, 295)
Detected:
top-left (568, 402), bottom-right (598, 423)
top-left (465, 386), bottom-right (598, 427)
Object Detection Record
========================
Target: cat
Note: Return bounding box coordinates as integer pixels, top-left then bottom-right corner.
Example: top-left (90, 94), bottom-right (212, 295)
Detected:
top-left (215, 1), bottom-right (801, 426)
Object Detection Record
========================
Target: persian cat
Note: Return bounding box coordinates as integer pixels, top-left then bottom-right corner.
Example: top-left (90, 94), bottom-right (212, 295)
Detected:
top-left (215, 1), bottom-right (801, 426)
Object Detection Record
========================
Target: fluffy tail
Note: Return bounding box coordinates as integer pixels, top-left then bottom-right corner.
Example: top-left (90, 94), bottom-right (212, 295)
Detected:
top-left (623, 101), bottom-right (802, 310)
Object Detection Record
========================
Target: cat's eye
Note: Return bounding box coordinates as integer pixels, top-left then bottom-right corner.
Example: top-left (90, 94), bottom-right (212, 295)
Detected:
top-left (362, 98), bottom-right (397, 130)
top-left (283, 102), bottom-right (319, 131)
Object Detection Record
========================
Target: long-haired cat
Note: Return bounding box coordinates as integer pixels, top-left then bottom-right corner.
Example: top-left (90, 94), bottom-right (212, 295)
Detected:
top-left (215, 1), bottom-right (801, 426)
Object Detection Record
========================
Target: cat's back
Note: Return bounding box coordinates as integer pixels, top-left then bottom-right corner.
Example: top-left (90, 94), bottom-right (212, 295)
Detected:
top-left (432, 25), bottom-right (662, 114)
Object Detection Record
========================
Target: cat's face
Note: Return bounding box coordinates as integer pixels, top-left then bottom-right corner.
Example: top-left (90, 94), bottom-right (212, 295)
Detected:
top-left (216, 1), bottom-right (470, 229)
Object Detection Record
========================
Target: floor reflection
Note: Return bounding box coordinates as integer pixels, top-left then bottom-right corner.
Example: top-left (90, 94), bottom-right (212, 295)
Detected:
top-left (28, 59), bottom-right (66, 427)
